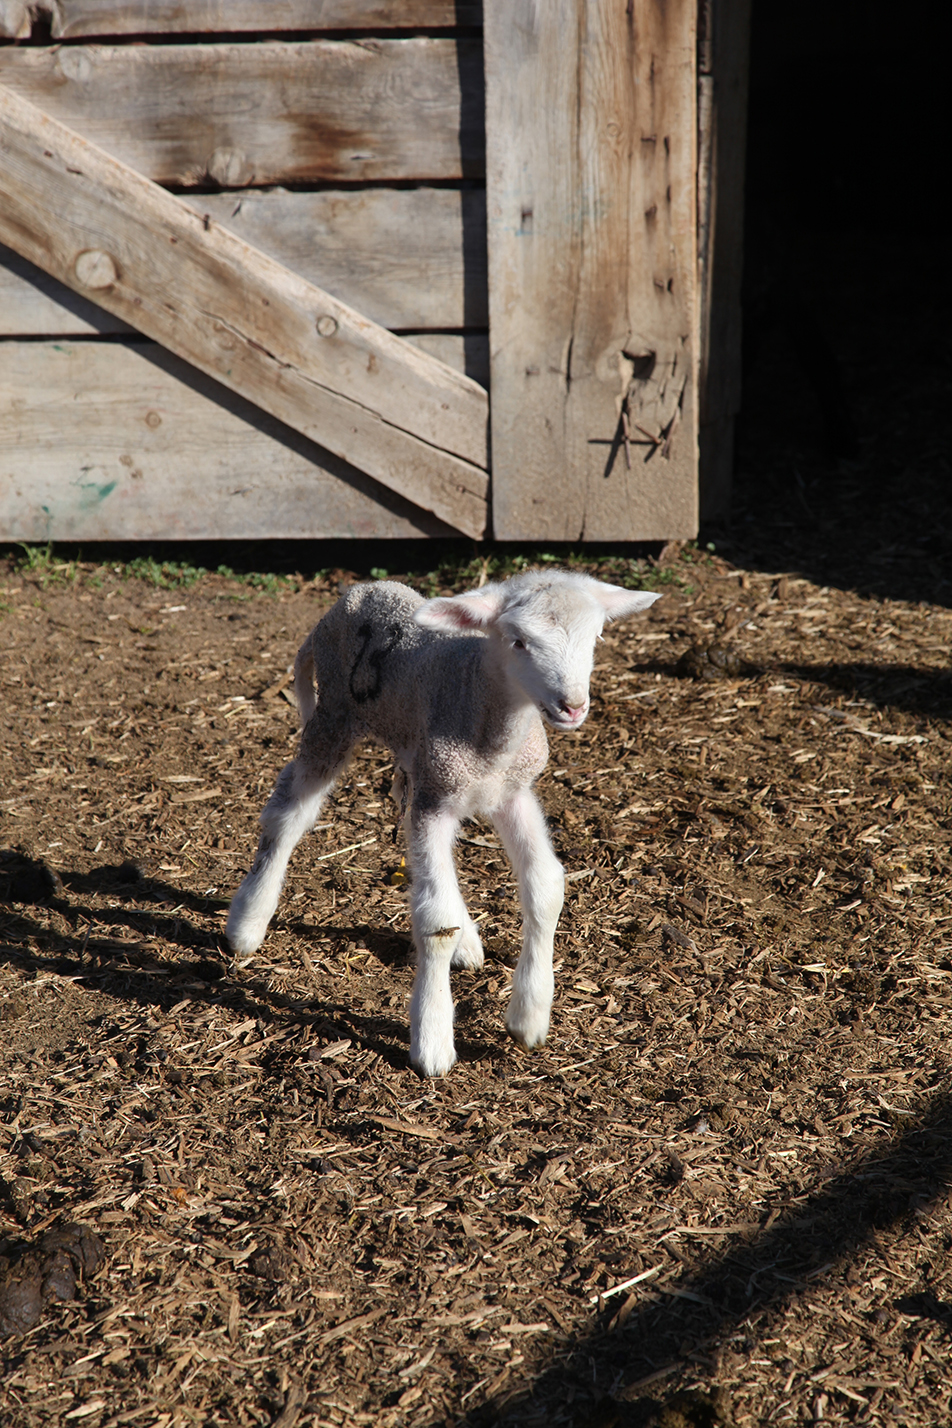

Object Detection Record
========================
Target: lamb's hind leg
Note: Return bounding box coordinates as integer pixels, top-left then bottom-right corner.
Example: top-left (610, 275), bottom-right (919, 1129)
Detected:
top-left (492, 788), bottom-right (565, 1049)
top-left (226, 708), bottom-right (352, 955)
top-left (407, 804), bottom-right (469, 1076)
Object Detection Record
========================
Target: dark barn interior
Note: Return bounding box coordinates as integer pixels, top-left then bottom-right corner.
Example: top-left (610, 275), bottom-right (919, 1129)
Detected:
top-left (732, 0), bottom-right (950, 608)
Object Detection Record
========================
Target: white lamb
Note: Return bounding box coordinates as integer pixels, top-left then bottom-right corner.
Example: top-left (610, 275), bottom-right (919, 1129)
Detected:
top-left (225, 570), bottom-right (660, 1076)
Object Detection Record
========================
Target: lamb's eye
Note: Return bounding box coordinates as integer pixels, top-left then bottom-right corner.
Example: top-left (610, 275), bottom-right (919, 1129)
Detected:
top-left (512, 639), bottom-right (526, 651)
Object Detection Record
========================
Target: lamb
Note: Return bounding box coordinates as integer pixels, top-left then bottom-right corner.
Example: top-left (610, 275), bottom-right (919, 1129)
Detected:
top-left (225, 570), bottom-right (660, 1076)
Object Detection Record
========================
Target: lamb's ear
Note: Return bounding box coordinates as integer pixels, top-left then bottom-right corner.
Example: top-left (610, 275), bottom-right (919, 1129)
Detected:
top-left (414, 585), bottom-right (505, 632)
top-left (591, 583), bottom-right (662, 620)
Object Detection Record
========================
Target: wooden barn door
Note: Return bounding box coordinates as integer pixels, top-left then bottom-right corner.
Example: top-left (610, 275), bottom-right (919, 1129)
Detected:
top-left (0, 2), bottom-right (721, 545)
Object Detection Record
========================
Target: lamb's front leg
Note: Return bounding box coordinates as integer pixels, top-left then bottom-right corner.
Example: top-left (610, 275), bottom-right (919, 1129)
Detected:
top-left (452, 911), bottom-right (485, 970)
top-left (406, 805), bottom-right (467, 1076)
top-left (492, 788), bottom-right (565, 1049)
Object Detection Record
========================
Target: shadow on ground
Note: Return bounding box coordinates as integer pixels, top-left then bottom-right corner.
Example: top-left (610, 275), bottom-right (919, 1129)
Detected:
top-left (779, 663), bottom-right (952, 722)
top-left (455, 1096), bottom-right (952, 1426)
top-left (0, 852), bottom-right (422, 1071)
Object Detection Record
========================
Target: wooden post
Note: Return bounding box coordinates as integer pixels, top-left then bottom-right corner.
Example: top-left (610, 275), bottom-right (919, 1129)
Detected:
top-left (484, 0), bottom-right (699, 543)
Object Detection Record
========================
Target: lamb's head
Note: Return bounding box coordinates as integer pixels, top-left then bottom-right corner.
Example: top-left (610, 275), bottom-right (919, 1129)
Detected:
top-left (414, 570), bottom-right (661, 730)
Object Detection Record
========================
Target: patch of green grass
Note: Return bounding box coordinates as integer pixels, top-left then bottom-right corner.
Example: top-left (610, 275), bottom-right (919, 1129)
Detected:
top-left (8, 539), bottom-right (710, 603)
top-left (400, 546), bottom-right (699, 598)
top-left (15, 543), bottom-right (81, 588)
top-left (122, 555), bottom-right (211, 588)
top-left (242, 570), bottom-right (296, 595)
top-left (113, 557), bottom-right (296, 595)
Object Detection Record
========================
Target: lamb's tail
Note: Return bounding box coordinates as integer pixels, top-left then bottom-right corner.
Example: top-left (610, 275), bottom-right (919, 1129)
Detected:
top-left (293, 632), bottom-right (318, 726)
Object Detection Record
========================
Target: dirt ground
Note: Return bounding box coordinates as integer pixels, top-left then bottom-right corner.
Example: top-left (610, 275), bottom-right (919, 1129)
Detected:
top-left (2, 221), bottom-right (951, 1428)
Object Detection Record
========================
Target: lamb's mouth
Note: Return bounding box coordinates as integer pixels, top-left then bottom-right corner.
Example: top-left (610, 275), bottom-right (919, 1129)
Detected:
top-left (541, 703), bottom-right (588, 729)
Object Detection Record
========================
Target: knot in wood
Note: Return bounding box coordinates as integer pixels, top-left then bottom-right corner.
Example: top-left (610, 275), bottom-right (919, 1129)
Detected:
top-left (206, 147), bottom-right (251, 186)
top-left (74, 249), bottom-right (118, 289)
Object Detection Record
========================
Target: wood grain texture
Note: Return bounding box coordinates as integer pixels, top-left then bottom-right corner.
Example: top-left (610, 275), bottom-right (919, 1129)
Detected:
top-left (0, 38), bottom-right (485, 186)
top-left (404, 333), bottom-right (488, 390)
top-left (0, 341), bottom-right (457, 540)
top-left (697, 0), bottom-right (751, 520)
top-left (0, 188), bottom-right (488, 335)
top-left (38, 1), bottom-right (483, 39)
top-left (0, 85), bottom-right (488, 537)
top-left (484, 0), bottom-right (698, 541)
top-left (0, 1), bottom-right (31, 39)
top-left (0, 241), bottom-right (135, 335)
top-left (0, 249), bottom-right (491, 388)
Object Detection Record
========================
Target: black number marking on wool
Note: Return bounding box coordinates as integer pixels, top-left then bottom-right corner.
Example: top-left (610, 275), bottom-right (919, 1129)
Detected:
top-left (349, 622), bottom-right (402, 705)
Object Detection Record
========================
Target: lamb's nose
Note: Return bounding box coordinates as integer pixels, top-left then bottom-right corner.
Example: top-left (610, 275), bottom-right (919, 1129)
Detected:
top-left (559, 700), bottom-right (587, 722)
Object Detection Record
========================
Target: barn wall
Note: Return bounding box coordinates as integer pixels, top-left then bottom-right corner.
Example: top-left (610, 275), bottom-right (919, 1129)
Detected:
top-left (0, 3), bottom-right (489, 541)
top-left (1, 2), bottom-right (750, 542)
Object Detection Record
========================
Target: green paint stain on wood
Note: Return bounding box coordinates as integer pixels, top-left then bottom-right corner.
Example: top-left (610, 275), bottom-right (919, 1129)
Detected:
top-left (73, 473), bottom-right (118, 509)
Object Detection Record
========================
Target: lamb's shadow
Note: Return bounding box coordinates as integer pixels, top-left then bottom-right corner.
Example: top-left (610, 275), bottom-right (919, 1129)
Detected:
top-left (0, 919), bottom-right (417, 1073)
top-left (453, 1092), bottom-right (952, 1426)
top-left (1, 848), bottom-right (227, 958)
top-left (63, 858), bottom-right (211, 908)
top-left (0, 856), bottom-right (498, 1073)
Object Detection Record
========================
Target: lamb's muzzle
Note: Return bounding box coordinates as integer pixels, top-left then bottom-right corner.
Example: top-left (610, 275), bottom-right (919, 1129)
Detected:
top-left (226, 569), bottom-right (661, 1077)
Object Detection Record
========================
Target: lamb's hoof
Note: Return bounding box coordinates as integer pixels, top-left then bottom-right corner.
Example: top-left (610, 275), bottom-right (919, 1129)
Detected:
top-left (451, 925), bottom-right (485, 970)
top-left (410, 1039), bottom-right (458, 1078)
top-left (225, 911), bottom-right (269, 957)
top-left (505, 1004), bottom-right (550, 1050)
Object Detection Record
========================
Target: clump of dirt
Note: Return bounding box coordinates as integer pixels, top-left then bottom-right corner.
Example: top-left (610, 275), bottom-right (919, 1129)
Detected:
top-left (675, 645), bottom-right (749, 680)
top-left (0, 1224), bottom-right (105, 1336)
top-left (646, 1390), bottom-right (730, 1428)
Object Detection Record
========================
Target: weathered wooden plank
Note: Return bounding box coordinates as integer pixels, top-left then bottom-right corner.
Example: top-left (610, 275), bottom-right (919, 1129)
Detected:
top-left (0, 341), bottom-right (457, 540)
top-left (0, 241), bottom-right (133, 335)
top-left (0, 2), bottom-right (31, 38)
top-left (0, 85), bottom-right (489, 536)
top-left (484, 0), bottom-right (698, 541)
top-left (0, 254), bottom-right (490, 387)
top-left (0, 39), bottom-right (485, 186)
top-left (0, 188), bottom-right (488, 335)
top-left (2, 1), bottom-right (483, 40)
top-left (404, 333), bottom-right (489, 389)
top-left (697, 0), bottom-right (751, 520)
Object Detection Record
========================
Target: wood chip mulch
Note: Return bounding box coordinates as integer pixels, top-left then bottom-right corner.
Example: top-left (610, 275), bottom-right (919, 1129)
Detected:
top-left (1, 535), bottom-right (951, 1428)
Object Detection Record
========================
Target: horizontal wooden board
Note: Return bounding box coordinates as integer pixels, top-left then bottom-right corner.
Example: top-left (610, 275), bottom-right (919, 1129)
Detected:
top-left (0, 84), bottom-right (489, 536)
top-left (0, 249), bottom-right (490, 385)
top-left (404, 333), bottom-right (488, 389)
top-left (0, 38), bottom-right (484, 186)
top-left (0, 188), bottom-right (487, 335)
top-left (30, 1), bottom-right (483, 40)
top-left (0, 341), bottom-right (457, 540)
